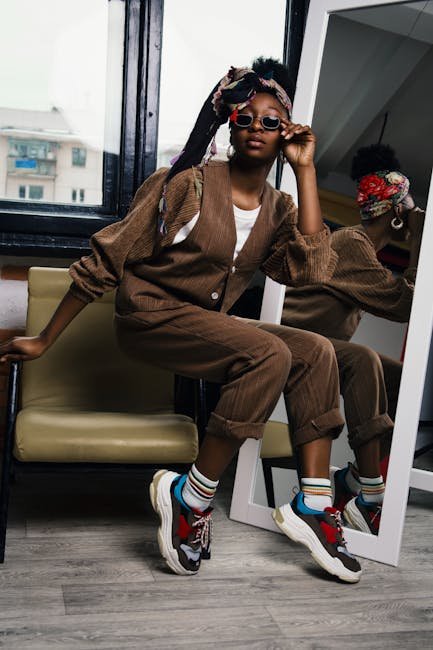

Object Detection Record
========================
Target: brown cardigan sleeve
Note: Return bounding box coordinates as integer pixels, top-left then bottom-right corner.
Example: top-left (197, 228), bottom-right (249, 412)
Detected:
top-left (261, 191), bottom-right (338, 286)
top-left (333, 229), bottom-right (415, 323)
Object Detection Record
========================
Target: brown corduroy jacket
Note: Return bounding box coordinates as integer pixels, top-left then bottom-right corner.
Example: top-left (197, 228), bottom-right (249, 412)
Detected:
top-left (69, 160), bottom-right (337, 314)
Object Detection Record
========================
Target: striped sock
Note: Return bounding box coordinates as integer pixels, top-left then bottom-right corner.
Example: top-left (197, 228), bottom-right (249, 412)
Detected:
top-left (181, 464), bottom-right (219, 512)
top-left (301, 477), bottom-right (333, 511)
top-left (359, 475), bottom-right (385, 505)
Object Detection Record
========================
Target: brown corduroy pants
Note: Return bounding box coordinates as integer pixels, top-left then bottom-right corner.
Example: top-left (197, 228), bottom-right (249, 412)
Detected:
top-left (114, 304), bottom-right (344, 448)
top-left (330, 338), bottom-right (401, 450)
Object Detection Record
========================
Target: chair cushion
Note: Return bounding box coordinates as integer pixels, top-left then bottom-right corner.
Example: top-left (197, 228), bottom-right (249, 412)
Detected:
top-left (260, 421), bottom-right (293, 459)
top-left (14, 408), bottom-right (198, 464)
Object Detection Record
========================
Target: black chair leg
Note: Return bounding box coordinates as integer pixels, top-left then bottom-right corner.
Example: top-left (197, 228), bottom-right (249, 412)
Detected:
top-left (262, 459), bottom-right (276, 509)
top-left (195, 379), bottom-right (208, 444)
top-left (0, 362), bottom-right (21, 563)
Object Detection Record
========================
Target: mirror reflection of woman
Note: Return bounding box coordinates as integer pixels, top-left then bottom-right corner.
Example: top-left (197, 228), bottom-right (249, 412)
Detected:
top-left (1, 59), bottom-right (365, 583)
top-left (283, 144), bottom-right (424, 534)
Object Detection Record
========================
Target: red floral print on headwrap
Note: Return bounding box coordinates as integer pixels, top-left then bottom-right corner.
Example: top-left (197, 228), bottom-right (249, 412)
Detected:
top-left (357, 170), bottom-right (410, 220)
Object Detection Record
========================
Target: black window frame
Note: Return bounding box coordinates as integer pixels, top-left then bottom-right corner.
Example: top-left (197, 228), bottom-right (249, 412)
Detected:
top-left (0, 0), bottom-right (164, 258)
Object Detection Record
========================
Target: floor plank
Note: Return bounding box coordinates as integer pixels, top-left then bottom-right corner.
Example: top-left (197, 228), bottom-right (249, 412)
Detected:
top-left (0, 607), bottom-right (281, 649)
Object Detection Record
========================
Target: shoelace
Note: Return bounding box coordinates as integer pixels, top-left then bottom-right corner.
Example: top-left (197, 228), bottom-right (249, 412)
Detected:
top-left (192, 511), bottom-right (213, 549)
top-left (370, 505), bottom-right (382, 527)
top-left (326, 509), bottom-right (346, 545)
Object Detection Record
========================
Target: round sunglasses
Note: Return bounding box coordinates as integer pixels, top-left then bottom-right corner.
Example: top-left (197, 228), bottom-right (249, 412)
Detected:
top-left (233, 114), bottom-right (281, 131)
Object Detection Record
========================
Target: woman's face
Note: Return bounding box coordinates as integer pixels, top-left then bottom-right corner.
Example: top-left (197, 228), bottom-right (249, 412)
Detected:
top-left (230, 92), bottom-right (288, 165)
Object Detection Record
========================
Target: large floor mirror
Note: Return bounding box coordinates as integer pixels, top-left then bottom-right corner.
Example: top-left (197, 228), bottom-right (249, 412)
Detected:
top-left (230, 0), bottom-right (433, 565)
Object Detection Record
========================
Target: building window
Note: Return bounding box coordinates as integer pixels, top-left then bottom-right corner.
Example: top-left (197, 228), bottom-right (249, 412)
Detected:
top-left (29, 186), bottom-right (43, 200)
top-left (72, 147), bottom-right (87, 167)
top-left (71, 188), bottom-right (85, 203)
top-left (19, 185), bottom-right (26, 199)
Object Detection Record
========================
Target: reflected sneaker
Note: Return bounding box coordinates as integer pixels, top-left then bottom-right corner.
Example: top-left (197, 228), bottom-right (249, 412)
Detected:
top-left (273, 491), bottom-right (362, 583)
top-left (344, 494), bottom-right (381, 535)
top-left (331, 465), bottom-right (358, 512)
top-left (149, 470), bottom-right (212, 576)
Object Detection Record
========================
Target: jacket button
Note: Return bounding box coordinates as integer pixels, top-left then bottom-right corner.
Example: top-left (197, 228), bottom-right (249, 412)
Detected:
top-left (211, 291), bottom-right (219, 300)
top-left (231, 266), bottom-right (236, 273)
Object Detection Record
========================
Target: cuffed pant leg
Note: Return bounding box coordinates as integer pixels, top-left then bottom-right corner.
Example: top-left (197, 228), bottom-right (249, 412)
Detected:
top-left (240, 321), bottom-right (345, 448)
top-left (331, 339), bottom-right (395, 450)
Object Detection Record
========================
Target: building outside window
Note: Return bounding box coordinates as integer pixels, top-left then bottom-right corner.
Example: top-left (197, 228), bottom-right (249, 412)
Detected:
top-left (18, 185), bottom-right (25, 199)
top-left (79, 188), bottom-right (85, 202)
top-left (72, 147), bottom-right (87, 167)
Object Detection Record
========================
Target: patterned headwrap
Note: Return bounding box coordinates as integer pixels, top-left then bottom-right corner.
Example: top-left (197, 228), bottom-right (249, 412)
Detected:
top-left (157, 65), bottom-right (293, 234)
top-left (212, 66), bottom-right (292, 119)
top-left (356, 170), bottom-right (410, 221)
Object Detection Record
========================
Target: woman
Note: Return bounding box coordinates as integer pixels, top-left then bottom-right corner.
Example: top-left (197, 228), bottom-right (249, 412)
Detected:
top-left (282, 144), bottom-right (424, 534)
top-left (0, 59), bottom-right (362, 583)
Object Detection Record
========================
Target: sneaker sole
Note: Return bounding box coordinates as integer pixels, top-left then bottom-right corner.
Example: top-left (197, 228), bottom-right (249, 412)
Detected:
top-left (273, 503), bottom-right (362, 583)
top-left (344, 498), bottom-right (373, 534)
top-left (149, 469), bottom-right (198, 576)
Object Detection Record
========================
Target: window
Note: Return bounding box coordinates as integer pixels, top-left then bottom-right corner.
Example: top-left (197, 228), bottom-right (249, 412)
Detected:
top-left (71, 188), bottom-right (85, 203)
top-left (29, 186), bottom-right (43, 200)
top-left (157, 0), bottom-right (287, 185)
top-left (0, 0), bottom-right (128, 221)
top-left (72, 147), bottom-right (87, 167)
top-left (0, 0), bottom-right (299, 257)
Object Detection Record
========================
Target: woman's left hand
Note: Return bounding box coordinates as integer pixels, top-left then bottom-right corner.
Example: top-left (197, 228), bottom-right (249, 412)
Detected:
top-left (280, 121), bottom-right (316, 170)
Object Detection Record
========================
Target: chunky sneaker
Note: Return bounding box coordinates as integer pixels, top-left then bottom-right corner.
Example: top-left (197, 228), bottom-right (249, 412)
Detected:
top-left (330, 465), bottom-right (358, 512)
top-left (344, 494), bottom-right (381, 535)
top-left (273, 492), bottom-right (362, 583)
top-left (149, 470), bottom-right (212, 575)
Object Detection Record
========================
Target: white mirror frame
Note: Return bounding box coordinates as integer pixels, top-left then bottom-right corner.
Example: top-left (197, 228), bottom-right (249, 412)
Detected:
top-left (230, 0), bottom-right (433, 565)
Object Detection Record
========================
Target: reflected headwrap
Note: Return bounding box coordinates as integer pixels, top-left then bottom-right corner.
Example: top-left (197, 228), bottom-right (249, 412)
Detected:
top-left (357, 170), bottom-right (410, 220)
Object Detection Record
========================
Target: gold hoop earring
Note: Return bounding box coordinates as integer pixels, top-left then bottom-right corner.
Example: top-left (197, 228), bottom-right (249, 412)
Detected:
top-left (391, 215), bottom-right (404, 231)
top-left (226, 144), bottom-right (235, 160)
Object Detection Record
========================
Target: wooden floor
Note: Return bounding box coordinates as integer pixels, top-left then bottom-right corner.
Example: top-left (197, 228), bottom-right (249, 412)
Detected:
top-left (1, 462), bottom-right (433, 649)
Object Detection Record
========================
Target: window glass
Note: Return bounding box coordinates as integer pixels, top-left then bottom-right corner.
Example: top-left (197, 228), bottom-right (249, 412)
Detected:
top-left (29, 185), bottom-right (43, 200)
top-left (0, 0), bottom-right (125, 207)
top-left (157, 0), bottom-right (287, 186)
top-left (72, 147), bottom-right (87, 167)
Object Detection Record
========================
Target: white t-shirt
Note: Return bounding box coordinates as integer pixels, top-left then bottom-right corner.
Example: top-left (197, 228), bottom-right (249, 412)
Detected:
top-left (172, 204), bottom-right (261, 260)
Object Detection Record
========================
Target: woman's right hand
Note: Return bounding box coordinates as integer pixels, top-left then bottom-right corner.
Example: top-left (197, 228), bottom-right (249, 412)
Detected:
top-left (0, 334), bottom-right (50, 363)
